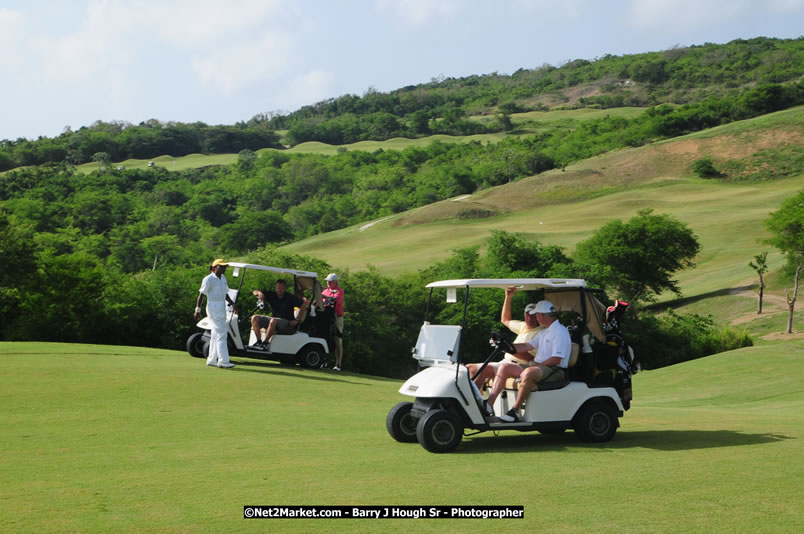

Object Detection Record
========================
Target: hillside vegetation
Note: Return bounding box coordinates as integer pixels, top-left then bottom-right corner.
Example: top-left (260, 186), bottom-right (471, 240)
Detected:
top-left (2, 40), bottom-right (803, 376)
top-left (2, 108), bottom-right (802, 376)
top-left (2, 341), bottom-right (802, 532)
top-left (1, 36), bottom-right (801, 171)
top-left (285, 107), bottom-right (803, 287)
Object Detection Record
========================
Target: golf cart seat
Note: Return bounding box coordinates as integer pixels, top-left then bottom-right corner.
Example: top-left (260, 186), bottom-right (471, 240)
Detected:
top-left (490, 342), bottom-right (580, 392)
top-left (255, 306), bottom-right (309, 343)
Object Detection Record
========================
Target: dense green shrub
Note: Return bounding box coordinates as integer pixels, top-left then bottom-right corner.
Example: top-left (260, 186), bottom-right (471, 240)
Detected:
top-left (693, 157), bottom-right (721, 178)
top-left (623, 311), bottom-right (753, 369)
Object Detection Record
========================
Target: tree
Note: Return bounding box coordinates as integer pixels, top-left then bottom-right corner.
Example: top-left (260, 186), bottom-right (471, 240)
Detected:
top-left (141, 235), bottom-right (182, 270)
top-left (0, 212), bottom-right (37, 334)
top-left (495, 112), bottom-right (514, 132)
top-left (748, 252), bottom-right (769, 314)
top-left (218, 210), bottom-right (293, 253)
top-left (572, 209), bottom-right (700, 313)
top-left (765, 189), bottom-right (804, 333)
top-left (485, 230), bottom-right (570, 277)
top-left (237, 149), bottom-right (257, 170)
top-left (92, 151), bottom-right (112, 168)
top-left (693, 157), bottom-right (720, 178)
top-left (409, 110), bottom-right (431, 135)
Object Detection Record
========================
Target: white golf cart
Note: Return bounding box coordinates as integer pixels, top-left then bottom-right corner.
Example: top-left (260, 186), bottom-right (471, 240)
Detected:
top-left (186, 263), bottom-right (333, 369)
top-left (386, 279), bottom-right (638, 453)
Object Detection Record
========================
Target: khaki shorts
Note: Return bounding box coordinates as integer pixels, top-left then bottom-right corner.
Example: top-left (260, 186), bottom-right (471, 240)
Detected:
top-left (334, 315), bottom-right (344, 337)
top-left (538, 366), bottom-right (566, 383)
top-left (255, 316), bottom-right (296, 335)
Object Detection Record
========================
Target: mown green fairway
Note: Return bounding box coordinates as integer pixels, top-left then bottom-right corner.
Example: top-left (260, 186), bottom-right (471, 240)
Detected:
top-left (2, 341), bottom-right (802, 533)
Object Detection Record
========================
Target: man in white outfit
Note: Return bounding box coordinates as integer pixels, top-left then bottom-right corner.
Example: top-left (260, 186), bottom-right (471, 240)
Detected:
top-left (194, 259), bottom-right (239, 369)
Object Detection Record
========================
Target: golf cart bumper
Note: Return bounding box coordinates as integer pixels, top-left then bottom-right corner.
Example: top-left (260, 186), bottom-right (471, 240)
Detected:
top-left (399, 365), bottom-right (487, 425)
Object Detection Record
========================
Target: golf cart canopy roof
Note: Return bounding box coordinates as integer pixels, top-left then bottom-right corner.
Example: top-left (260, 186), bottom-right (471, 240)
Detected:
top-left (226, 262), bottom-right (323, 309)
top-left (425, 278), bottom-right (606, 341)
top-left (227, 262), bottom-right (318, 279)
top-left (425, 278), bottom-right (587, 290)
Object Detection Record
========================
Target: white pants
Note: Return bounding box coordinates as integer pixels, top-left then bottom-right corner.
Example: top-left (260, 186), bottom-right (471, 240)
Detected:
top-left (206, 302), bottom-right (231, 366)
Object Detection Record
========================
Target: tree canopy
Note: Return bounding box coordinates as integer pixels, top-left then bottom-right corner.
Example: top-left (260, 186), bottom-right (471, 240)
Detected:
top-left (572, 209), bottom-right (701, 310)
top-left (765, 189), bottom-right (804, 268)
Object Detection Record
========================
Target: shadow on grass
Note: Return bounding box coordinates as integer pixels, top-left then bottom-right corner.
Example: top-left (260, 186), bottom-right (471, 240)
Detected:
top-left (456, 429), bottom-right (792, 454)
top-left (230, 359), bottom-right (376, 385)
top-left (648, 286), bottom-right (751, 312)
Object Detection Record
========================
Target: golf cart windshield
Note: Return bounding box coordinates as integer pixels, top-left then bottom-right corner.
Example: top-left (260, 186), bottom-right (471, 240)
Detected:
top-left (227, 262), bottom-right (324, 310)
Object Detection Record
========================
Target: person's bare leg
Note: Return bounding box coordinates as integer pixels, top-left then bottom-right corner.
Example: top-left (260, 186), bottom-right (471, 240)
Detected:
top-left (251, 316), bottom-right (262, 344)
top-left (511, 366), bottom-right (545, 411)
top-left (263, 319), bottom-right (278, 345)
top-left (466, 364), bottom-right (495, 389)
top-left (488, 363), bottom-right (522, 407)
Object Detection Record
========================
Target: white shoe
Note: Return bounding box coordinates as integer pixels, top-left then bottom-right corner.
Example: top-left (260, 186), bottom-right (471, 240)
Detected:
top-left (206, 361), bottom-right (217, 367)
top-left (333, 366), bottom-right (341, 371)
top-left (217, 362), bottom-right (235, 368)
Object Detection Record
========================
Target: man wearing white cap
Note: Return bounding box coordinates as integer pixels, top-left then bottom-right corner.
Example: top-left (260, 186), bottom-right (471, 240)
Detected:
top-left (492, 299), bottom-right (572, 422)
top-left (322, 273), bottom-right (344, 370)
top-left (194, 259), bottom-right (239, 369)
top-left (467, 287), bottom-right (542, 405)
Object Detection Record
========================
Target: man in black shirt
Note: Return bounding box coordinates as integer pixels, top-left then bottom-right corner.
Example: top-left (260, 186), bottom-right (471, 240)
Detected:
top-left (249, 279), bottom-right (309, 348)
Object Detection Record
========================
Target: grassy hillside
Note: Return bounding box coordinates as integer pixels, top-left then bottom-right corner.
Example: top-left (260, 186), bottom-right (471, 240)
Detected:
top-left (70, 107), bottom-right (648, 173)
top-left (283, 107), bottom-right (804, 304)
top-left (2, 341), bottom-right (802, 533)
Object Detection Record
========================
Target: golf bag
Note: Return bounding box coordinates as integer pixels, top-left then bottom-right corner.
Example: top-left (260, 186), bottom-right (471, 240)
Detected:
top-left (592, 299), bottom-right (638, 409)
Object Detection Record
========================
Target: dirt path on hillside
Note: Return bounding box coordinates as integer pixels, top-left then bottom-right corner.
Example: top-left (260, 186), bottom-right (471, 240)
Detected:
top-left (728, 284), bottom-right (803, 339)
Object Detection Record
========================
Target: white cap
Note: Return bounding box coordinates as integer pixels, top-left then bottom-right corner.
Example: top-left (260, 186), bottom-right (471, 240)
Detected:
top-left (526, 300), bottom-right (556, 315)
top-left (325, 273), bottom-right (339, 282)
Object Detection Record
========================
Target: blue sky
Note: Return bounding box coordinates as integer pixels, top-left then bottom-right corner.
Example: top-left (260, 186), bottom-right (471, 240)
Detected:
top-left (1, 0), bottom-right (802, 141)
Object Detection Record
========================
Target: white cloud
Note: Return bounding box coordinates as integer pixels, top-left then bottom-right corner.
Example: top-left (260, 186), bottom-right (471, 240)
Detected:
top-left (512, 0), bottom-right (590, 19)
top-left (0, 8), bottom-right (26, 70)
top-left (282, 70), bottom-right (338, 108)
top-left (146, 0), bottom-right (286, 47)
top-left (374, 0), bottom-right (461, 27)
top-left (625, 0), bottom-right (752, 32)
top-left (191, 33), bottom-right (294, 94)
top-left (766, 0), bottom-right (804, 12)
top-left (25, 1), bottom-right (142, 84)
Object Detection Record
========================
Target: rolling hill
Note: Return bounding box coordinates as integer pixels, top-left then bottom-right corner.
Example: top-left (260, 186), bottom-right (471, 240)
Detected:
top-left (283, 107), bottom-right (804, 312)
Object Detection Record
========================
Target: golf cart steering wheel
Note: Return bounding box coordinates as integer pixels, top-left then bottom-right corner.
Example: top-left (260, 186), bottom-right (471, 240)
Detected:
top-left (489, 331), bottom-right (516, 355)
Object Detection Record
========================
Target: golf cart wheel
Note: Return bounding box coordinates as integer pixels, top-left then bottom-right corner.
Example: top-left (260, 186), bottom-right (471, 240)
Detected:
top-left (186, 333), bottom-right (206, 358)
top-left (297, 345), bottom-right (325, 369)
top-left (416, 409), bottom-right (463, 453)
top-left (574, 400), bottom-right (618, 443)
top-left (386, 402), bottom-right (419, 443)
